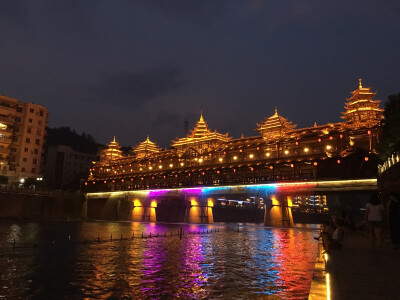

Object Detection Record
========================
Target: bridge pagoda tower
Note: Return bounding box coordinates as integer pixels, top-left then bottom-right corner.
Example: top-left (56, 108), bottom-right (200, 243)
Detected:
top-left (342, 78), bottom-right (383, 127)
top-left (100, 136), bottom-right (123, 161)
top-left (256, 107), bottom-right (297, 140)
top-left (133, 136), bottom-right (161, 159)
top-left (172, 111), bottom-right (231, 156)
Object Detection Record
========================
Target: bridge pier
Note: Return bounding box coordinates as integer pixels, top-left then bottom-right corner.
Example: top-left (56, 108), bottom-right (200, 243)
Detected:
top-left (185, 196), bottom-right (214, 224)
top-left (131, 198), bottom-right (157, 222)
top-left (264, 194), bottom-right (294, 227)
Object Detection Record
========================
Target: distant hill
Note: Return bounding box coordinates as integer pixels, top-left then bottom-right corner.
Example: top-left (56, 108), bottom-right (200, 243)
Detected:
top-left (46, 127), bottom-right (103, 154)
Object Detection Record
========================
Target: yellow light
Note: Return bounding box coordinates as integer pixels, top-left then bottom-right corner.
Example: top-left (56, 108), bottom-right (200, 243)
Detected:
top-left (169, 164), bottom-right (173, 168)
top-left (150, 200), bottom-right (157, 208)
top-left (158, 165), bottom-right (162, 169)
top-left (266, 152), bottom-right (270, 157)
top-left (304, 147), bottom-right (309, 153)
top-left (194, 157), bottom-right (198, 161)
top-left (326, 272), bottom-right (331, 300)
top-left (326, 145), bottom-right (332, 150)
top-left (180, 162), bottom-right (184, 167)
top-left (199, 158), bottom-right (203, 163)
top-left (233, 156), bottom-right (238, 160)
top-left (284, 150), bottom-right (289, 155)
top-left (149, 166), bottom-right (153, 170)
top-left (139, 168), bottom-right (143, 171)
top-left (249, 154), bottom-right (254, 159)
top-left (219, 157), bottom-right (223, 162)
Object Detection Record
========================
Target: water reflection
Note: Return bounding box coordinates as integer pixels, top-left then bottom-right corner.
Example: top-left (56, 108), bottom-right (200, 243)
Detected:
top-left (0, 221), bottom-right (318, 299)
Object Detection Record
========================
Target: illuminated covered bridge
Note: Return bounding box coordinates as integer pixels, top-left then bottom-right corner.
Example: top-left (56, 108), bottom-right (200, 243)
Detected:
top-left (84, 80), bottom-right (382, 226)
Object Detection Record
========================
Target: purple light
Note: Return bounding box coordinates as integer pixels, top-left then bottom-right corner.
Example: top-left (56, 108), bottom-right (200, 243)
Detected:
top-left (181, 188), bottom-right (203, 195)
top-left (148, 189), bottom-right (170, 197)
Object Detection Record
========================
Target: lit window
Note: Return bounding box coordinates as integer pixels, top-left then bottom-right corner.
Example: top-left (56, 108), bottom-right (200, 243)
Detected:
top-left (326, 145), bottom-right (332, 150)
top-left (219, 157), bottom-right (223, 162)
top-left (180, 162), bottom-right (184, 167)
top-left (159, 165), bottom-right (162, 169)
top-left (266, 152), bottom-right (270, 157)
top-left (304, 148), bottom-right (309, 153)
top-left (169, 164), bottom-right (173, 168)
top-left (198, 158), bottom-right (203, 163)
top-left (149, 166), bottom-right (153, 170)
top-left (284, 150), bottom-right (289, 155)
top-left (249, 154), bottom-right (254, 159)
top-left (233, 156), bottom-right (238, 160)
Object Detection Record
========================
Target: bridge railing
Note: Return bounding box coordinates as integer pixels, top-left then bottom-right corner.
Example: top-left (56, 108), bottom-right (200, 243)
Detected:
top-left (378, 152), bottom-right (400, 175)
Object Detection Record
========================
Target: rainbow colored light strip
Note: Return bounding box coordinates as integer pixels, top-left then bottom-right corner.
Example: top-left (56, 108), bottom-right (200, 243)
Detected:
top-left (87, 179), bottom-right (376, 198)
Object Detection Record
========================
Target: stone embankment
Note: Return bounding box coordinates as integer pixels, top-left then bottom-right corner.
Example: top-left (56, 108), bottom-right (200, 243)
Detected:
top-left (0, 188), bottom-right (84, 221)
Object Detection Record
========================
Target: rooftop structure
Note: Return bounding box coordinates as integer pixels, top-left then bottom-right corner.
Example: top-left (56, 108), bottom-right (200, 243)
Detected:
top-left (133, 136), bottom-right (161, 159)
top-left (256, 107), bottom-right (297, 140)
top-left (100, 137), bottom-right (123, 161)
top-left (171, 112), bottom-right (231, 156)
top-left (342, 78), bottom-right (383, 126)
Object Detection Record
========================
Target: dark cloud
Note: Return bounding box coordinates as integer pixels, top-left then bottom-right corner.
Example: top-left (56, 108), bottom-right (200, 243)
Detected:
top-left (144, 0), bottom-right (227, 23)
top-left (0, 0), bottom-right (28, 26)
top-left (85, 65), bottom-right (185, 108)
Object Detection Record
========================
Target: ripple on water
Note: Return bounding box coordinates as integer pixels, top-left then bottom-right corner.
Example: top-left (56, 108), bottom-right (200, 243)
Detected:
top-left (0, 222), bottom-right (318, 299)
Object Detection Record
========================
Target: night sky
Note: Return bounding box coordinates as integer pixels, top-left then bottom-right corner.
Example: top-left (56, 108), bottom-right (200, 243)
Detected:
top-left (1, 1), bottom-right (399, 148)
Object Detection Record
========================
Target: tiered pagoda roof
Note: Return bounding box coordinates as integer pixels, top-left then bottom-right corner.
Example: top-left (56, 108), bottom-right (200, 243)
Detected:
top-left (133, 136), bottom-right (161, 159)
top-left (171, 112), bottom-right (231, 148)
top-left (102, 137), bottom-right (123, 161)
top-left (342, 79), bottom-right (383, 125)
top-left (256, 107), bottom-right (297, 139)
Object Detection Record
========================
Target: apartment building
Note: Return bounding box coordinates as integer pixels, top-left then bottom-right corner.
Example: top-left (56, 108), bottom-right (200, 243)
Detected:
top-left (43, 145), bottom-right (97, 189)
top-left (0, 95), bottom-right (49, 183)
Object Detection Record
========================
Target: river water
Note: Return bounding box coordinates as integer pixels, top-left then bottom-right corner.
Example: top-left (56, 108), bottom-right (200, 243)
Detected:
top-left (0, 221), bottom-right (319, 299)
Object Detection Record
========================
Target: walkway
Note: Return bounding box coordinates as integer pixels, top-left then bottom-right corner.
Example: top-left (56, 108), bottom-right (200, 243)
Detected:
top-left (309, 231), bottom-right (400, 299)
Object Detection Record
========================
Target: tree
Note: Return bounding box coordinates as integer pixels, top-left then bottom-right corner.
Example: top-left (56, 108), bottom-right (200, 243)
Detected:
top-left (378, 93), bottom-right (400, 160)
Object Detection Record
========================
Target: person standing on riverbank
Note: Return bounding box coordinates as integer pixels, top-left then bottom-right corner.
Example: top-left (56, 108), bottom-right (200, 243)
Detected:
top-left (365, 193), bottom-right (385, 247)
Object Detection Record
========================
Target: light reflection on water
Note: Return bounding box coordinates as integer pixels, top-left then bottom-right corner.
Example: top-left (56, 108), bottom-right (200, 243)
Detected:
top-left (0, 221), bottom-right (318, 299)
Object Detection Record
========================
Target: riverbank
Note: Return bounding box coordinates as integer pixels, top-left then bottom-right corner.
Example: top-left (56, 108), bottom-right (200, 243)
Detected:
top-left (309, 231), bottom-right (400, 299)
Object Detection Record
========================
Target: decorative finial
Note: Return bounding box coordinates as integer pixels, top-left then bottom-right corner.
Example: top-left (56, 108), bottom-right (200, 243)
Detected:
top-left (200, 109), bottom-right (204, 122)
top-left (274, 107), bottom-right (278, 116)
top-left (358, 78), bottom-right (362, 89)
top-left (314, 122), bottom-right (317, 127)
top-left (146, 135), bottom-right (149, 141)
top-left (113, 136), bottom-right (116, 142)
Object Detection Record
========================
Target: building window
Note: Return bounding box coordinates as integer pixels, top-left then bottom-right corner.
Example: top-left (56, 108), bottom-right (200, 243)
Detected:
top-left (24, 148), bottom-right (28, 152)
top-left (27, 127), bottom-right (32, 133)
top-left (15, 116), bottom-right (21, 123)
top-left (38, 120), bottom-right (42, 125)
top-left (12, 136), bottom-right (18, 142)
top-left (23, 157), bottom-right (27, 162)
top-left (16, 107), bottom-right (22, 113)
top-left (37, 128), bottom-right (41, 136)
top-left (39, 110), bottom-right (43, 116)
top-left (30, 108), bottom-right (34, 113)
top-left (31, 168), bottom-right (36, 173)
top-left (34, 148), bottom-right (38, 154)
top-left (10, 147), bottom-right (16, 152)
top-left (35, 139), bottom-right (40, 145)
top-left (21, 168), bottom-right (26, 172)
top-left (26, 138), bottom-right (30, 143)
top-left (28, 118), bottom-right (32, 123)
top-left (33, 158), bottom-right (37, 164)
